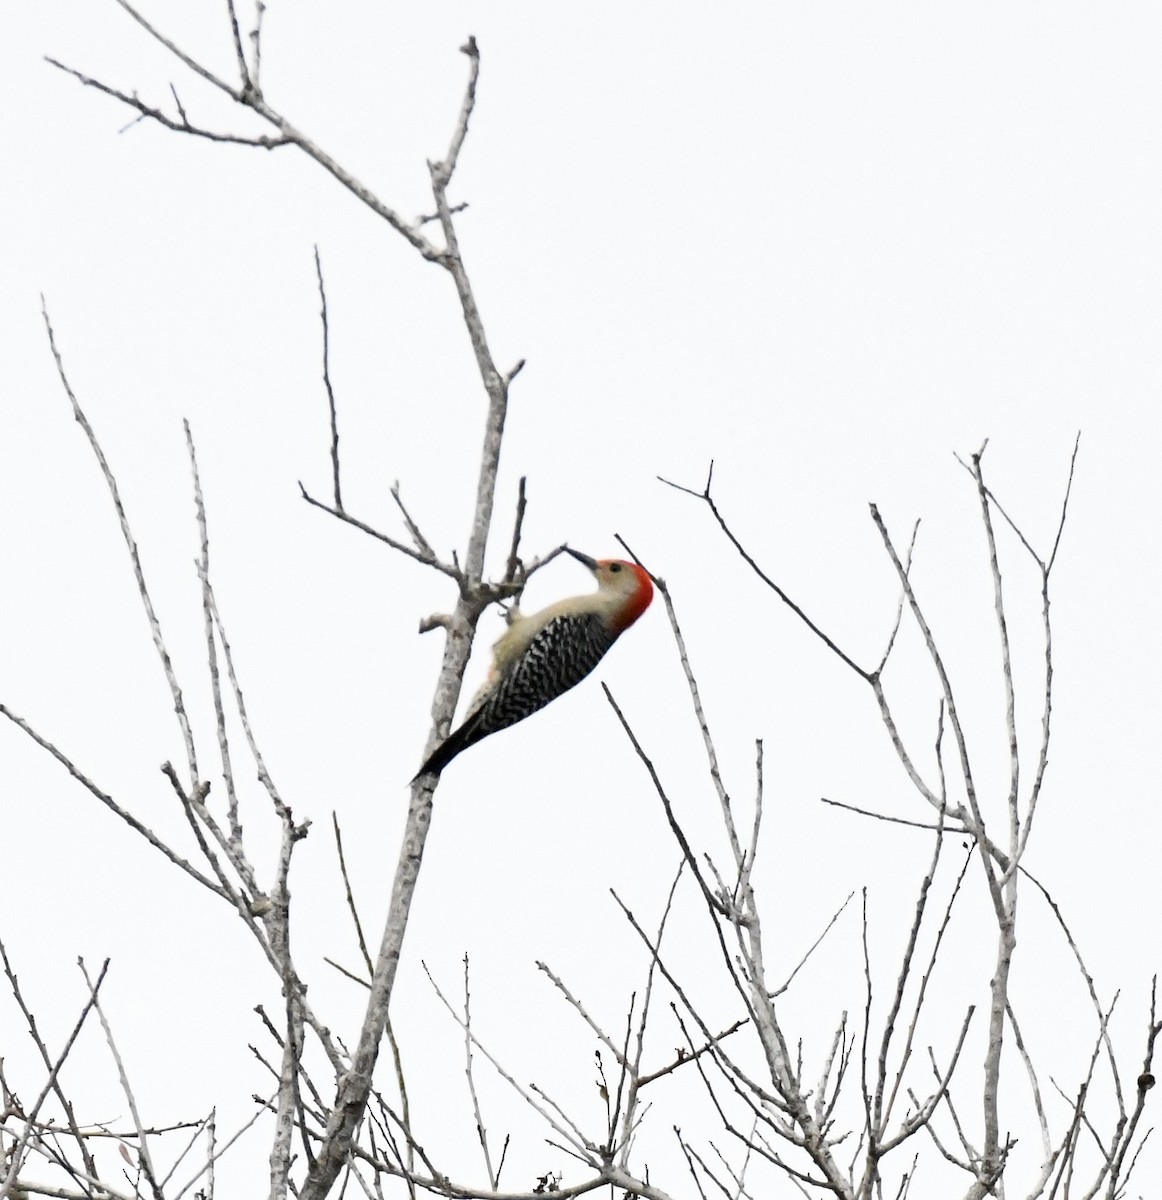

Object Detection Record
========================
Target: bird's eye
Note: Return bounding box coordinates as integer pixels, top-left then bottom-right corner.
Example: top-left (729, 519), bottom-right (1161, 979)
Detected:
top-left (610, 563), bottom-right (622, 573)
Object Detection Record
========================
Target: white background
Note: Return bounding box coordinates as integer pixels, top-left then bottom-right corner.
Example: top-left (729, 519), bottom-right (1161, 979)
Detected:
top-left (3, 3), bottom-right (1160, 1196)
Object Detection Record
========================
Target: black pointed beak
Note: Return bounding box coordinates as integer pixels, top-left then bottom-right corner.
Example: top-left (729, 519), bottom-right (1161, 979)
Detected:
top-left (565, 547), bottom-right (599, 572)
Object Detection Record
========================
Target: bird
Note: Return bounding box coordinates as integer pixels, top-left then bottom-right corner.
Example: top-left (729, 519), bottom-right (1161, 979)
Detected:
top-left (412, 548), bottom-right (654, 780)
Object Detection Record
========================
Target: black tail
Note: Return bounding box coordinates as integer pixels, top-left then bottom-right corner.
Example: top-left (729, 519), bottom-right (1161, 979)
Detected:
top-left (410, 711), bottom-right (487, 783)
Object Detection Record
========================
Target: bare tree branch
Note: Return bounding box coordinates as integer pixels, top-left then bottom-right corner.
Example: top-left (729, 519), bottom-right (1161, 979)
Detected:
top-left (314, 246), bottom-right (343, 512)
top-left (41, 299), bottom-right (200, 790)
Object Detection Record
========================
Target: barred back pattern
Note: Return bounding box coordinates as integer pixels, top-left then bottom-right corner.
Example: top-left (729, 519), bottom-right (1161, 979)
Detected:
top-left (414, 611), bottom-right (619, 779)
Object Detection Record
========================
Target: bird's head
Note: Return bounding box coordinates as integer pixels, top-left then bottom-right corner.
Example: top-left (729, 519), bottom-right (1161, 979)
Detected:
top-left (566, 548), bottom-right (654, 632)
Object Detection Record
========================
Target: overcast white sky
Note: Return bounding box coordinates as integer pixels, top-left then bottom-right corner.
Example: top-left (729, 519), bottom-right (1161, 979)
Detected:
top-left (3, 3), bottom-right (1161, 1196)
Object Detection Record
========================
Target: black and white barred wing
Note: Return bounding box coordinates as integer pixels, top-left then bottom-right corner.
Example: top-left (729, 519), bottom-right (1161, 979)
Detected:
top-left (414, 612), bottom-right (618, 779)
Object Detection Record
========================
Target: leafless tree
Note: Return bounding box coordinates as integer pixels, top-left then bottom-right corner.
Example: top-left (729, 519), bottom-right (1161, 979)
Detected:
top-left (2, 5), bottom-right (1155, 1200)
top-left (602, 448), bottom-right (1159, 1198)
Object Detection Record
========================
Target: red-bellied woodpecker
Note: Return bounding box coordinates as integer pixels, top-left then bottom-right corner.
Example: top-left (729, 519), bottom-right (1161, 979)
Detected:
top-left (412, 549), bottom-right (654, 780)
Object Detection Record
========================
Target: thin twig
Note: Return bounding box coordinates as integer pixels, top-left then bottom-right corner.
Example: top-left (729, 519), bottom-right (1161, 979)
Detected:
top-left (771, 890), bottom-right (857, 997)
top-left (505, 476), bottom-right (528, 584)
top-left (186, 420), bottom-right (242, 846)
top-left (868, 503), bottom-right (1002, 912)
top-left (820, 795), bottom-right (966, 834)
top-left (461, 954), bottom-right (498, 1189)
top-left (602, 684), bottom-right (728, 920)
top-left (537, 961), bottom-right (623, 1063)
top-left (390, 482), bottom-right (437, 561)
top-left (78, 957), bottom-right (163, 1200)
top-left (618, 862), bottom-right (685, 1165)
top-left (250, 3), bottom-right (266, 90)
top-left (0, 705), bottom-right (222, 894)
top-left (314, 246), bottom-right (343, 511)
top-left (299, 484), bottom-right (456, 575)
top-left (968, 451), bottom-right (1020, 861)
top-left (1048, 433), bottom-right (1081, 574)
top-left (659, 466), bottom-right (871, 680)
top-left (636, 1018), bottom-right (750, 1089)
top-left (224, 0), bottom-right (251, 86)
top-left (46, 57), bottom-right (289, 147)
top-left (875, 520), bottom-right (921, 676)
top-left (42, 299), bottom-right (200, 790)
top-left (333, 812), bottom-right (374, 977)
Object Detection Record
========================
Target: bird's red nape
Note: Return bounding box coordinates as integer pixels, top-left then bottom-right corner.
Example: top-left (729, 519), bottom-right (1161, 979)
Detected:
top-left (602, 560), bottom-right (654, 633)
